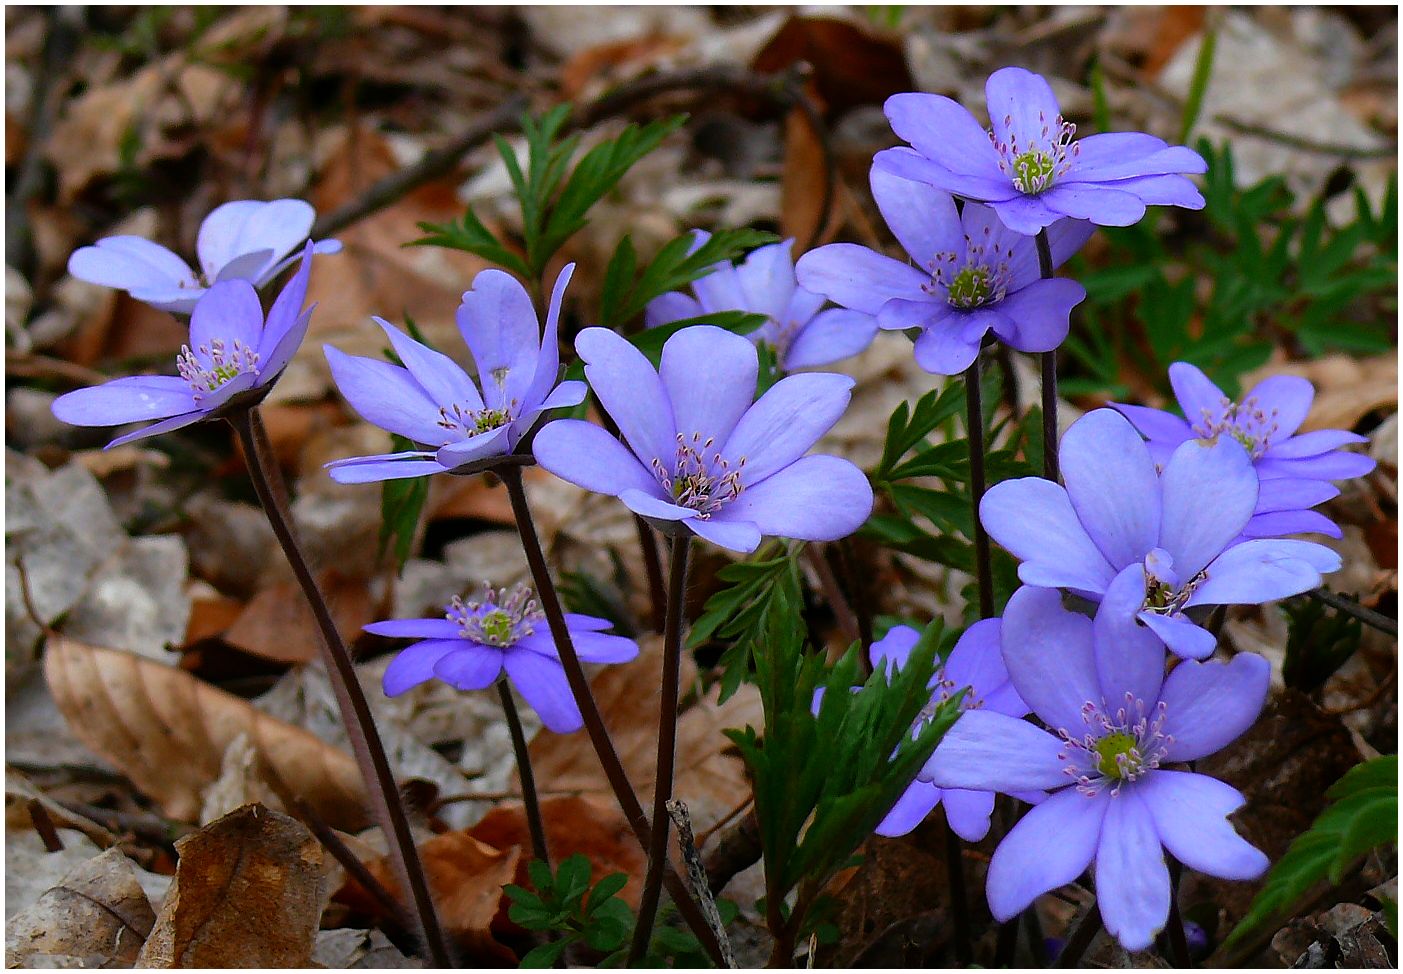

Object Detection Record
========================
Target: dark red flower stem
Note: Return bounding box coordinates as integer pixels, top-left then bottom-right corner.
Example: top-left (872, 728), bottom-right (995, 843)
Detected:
top-left (1166, 858), bottom-right (1193, 967)
top-left (1054, 904), bottom-right (1102, 968)
top-left (229, 408), bottom-right (451, 969)
top-left (964, 354), bottom-right (996, 621)
top-left (497, 467), bottom-right (724, 965)
top-left (629, 535), bottom-right (692, 965)
top-left (1036, 229), bottom-right (1059, 482)
top-left (497, 680), bottom-right (550, 867)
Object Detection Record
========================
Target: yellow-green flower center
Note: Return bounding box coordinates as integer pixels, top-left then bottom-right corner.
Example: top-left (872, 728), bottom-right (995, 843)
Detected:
top-left (947, 266), bottom-right (995, 309)
top-left (1011, 149), bottom-right (1057, 194)
top-left (473, 408), bottom-right (511, 434)
top-left (475, 608), bottom-right (516, 647)
top-left (1094, 731), bottom-right (1141, 780)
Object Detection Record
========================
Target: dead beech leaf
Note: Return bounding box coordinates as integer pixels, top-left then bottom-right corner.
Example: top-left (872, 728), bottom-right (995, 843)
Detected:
top-left (5, 847), bottom-right (156, 968)
top-left (751, 15), bottom-right (914, 117)
top-left (778, 97), bottom-right (840, 248)
top-left (345, 831), bottom-right (519, 963)
top-left (44, 636), bottom-right (370, 831)
top-left (222, 571), bottom-right (373, 665)
top-left (137, 804), bottom-right (327, 968)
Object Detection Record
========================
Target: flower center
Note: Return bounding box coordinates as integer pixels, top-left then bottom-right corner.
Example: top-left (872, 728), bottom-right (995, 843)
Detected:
top-left (447, 583), bottom-right (542, 648)
top-left (437, 402), bottom-right (516, 441)
top-left (651, 432), bottom-right (746, 518)
top-left (946, 266), bottom-right (993, 309)
top-left (924, 227), bottom-right (1013, 310)
top-left (989, 111), bottom-right (1078, 195)
top-left (1191, 395), bottom-right (1278, 460)
top-left (176, 339), bottom-right (260, 400)
top-left (1137, 548), bottom-right (1206, 619)
top-left (1056, 693), bottom-right (1173, 797)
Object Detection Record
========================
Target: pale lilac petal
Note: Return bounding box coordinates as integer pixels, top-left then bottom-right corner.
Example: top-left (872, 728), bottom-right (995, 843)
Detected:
top-left (126, 286), bottom-right (204, 314)
top-left (875, 780), bottom-right (942, 837)
top-left (981, 478), bottom-right (1117, 594)
top-left (870, 167), bottom-right (965, 263)
top-left (522, 263), bottom-right (576, 413)
top-left (51, 375), bottom-right (196, 427)
top-left (1168, 362), bottom-right (1229, 429)
top-left (715, 454), bottom-right (871, 542)
top-left (256, 238), bottom-right (342, 286)
top-left (185, 368), bottom-right (259, 413)
top-left (1138, 771), bottom-right (1268, 881)
top-left (69, 236), bottom-right (195, 291)
top-left (365, 618), bottom-right (461, 639)
top-left (985, 67), bottom-right (1062, 163)
top-left (1158, 436), bottom-right (1258, 578)
top-left (988, 193), bottom-right (1066, 235)
top-left (504, 650), bottom-right (583, 733)
top-left (988, 277), bottom-right (1084, 353)
top-left (1138, 611), bottom-right (1217, 661)
top-left (794, 243), bottom-right (929, 315)
top-left (530, 379), bottom-right (587, 414)
top-left (911, 317), bottom-right (983, 375)
top-left (1042, 184), bottom-right (1147, 227)
top-left (576, 327), bottom-right (677, 467)
top-left (1256, 451), bottom-right (1377, 481)
top-left (324, 346), bottom-right (447, 444)
top-left (564, 614), bottom-right (613, 632)
top-left (197, 199), bottom-right (314, 281)
top-left (783, 309), bottom-right (878, 369)
top-left (941, 618), bottom-right (1011, 703)
top-left (1095, 566), bottom-right (1168, 705)
top-left (189, 279), bottom-right (263, 355)
top-left (1187, 539), bottom-right (1336, 607)
top-left (1061, 409), bottom-right (1162, 569)
top-left (1266, 429), bottom-right (1370, 459)
top-left (533, 419), bottom-right (661, 497)
top-left (870, 625), bottom-right (921, 675)
top-left (986, 788), bottom-right (1107, 921)
top-left (883, 93), bottom-right (1007, 186)
top-left (1102, 173), bottom-right (1204, 209)
top-left (258, 243), bottom-right (314, 371)
top-left (923, 710), bottom-right (1068, 792)
top-left (645, 290), bottom-right (704, 329)
top-left (873, 147), bottom-right (1020, 206)
top-left (1241, 509), bottom-right (1342, 539)
top-left (722, 372), bottom-right (853, 482)
top-left (434, 645), bottom-right (505, 692)
top-left (660, 325), bottom-right (757, 445)
top-left (384, 639), bottom-right (471, 695)
top-left (1004, 219), bottom-right (1096, 291)
top-left (212, 249), bottom-right (273, 283)
top-left (259, 307), bottom-right (314, 383)
top-left (1160, 653), bottom-right (1270, 762)
top-left (103, 410), bottom-right (206, 448)
top-left (457, 269), bottom-right (539, 409)
top-left (943, 787), bottom-right (996, 843)
top-left (687, 517), bottom-right (762, 553)
top-left (1242, 374), bottom-right (1314, 439)
top-left (1068, 133), bottom-right (1207, 181)
top-left (620, 488), bottom-right (699, 523)
top-left (327, 455), bottom-right (447, 484)
top-left (1110, 403), bottom-right (1194, 445)
top-left (435, 425), bottom-right (513, 469)
top-left (734, 240), bottom-right (797, 322)
top-left (564, 631), bottom-right (639, 664)
top-left (371, 316), bottom-right (480, 411)
top-left (1095, 792), bottom-right (1170, 952)
top-left (1001, 585), bottom-right (1100, 732)
top-left (876, 297), bottom-right (944, 333)
top-left (689, 256), bottom-right (744, 315)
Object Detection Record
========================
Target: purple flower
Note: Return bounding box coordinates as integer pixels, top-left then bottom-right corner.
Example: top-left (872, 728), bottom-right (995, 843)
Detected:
top-left (323, 265), bottom-right (586, 483)
top-left (862, 621), bottom-right (1034, 841)
top-left (68, 199), bottom-right (340, 314)
top-left (980, 408), bottom-right (1341, 661)
top-left (796, 168), bottom-right (1092, 374)
top-left (369, 583), bottom-right (638, 734)
top-left (50, 243), bottom-right (316, 447)
top-left (925, 585), bottom-right (1270, 951)
top-left (875, 67), bottom-right (1207, 235)
top-left (1113, 362), bottom-right (1376, 540)
top-left (532, 324), bottom-right (873, 554)
top-left (646, 234), bottom-right (877, 370)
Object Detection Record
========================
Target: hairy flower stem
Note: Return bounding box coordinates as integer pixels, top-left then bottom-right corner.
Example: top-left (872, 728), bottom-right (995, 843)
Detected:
top-left (635, 515), bottom-right (668, 632)
top-left (964, 355), bottom-right (996, 620)
top-left (1053, 903), bottom-right (1103, 968)
top-left (229, 408), bottom-right (451, 969)
top-left (1166, 859), bottom-right (1193, 967)
top-left (629, 536), bottom-right (693, 965)
top-left (1035, 229), bottom-right (1059, 482)
top-left (498, 467), bottom-right (724, 965)
top-left (497, 681), bottom-right (550, 867)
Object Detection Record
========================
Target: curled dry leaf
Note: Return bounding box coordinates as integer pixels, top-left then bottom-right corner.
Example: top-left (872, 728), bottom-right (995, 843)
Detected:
top-left (137, 804), bottom-right (328, 969)
top-left (5, 847), bottom-right (156, 968)
top-left (44, 636), bottom-right (370, 831)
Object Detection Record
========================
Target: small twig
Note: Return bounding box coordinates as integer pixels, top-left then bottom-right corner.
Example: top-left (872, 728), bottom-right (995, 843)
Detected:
top-left (804, 544), bottom-right (861, 648)
top-left (695, 795), bottom-right (754, 850)
top-left (1212, 114), bottom-right (1395, 160)
top-left (1308, 588), bottom-right (1397, 637)
top-left (28, 799), bottom-right (65, 852)
top-left (667, 799), bottom-right (736, 969)
top-left (430, 787), bottom-right (584, 811)
top-left (6, 351), bottom-right (110, 387)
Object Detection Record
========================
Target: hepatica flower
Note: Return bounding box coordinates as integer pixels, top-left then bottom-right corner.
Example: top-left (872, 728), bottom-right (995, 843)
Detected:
top-left (533, 325), bottom-right (873, 554)
top-left (925, 586), bottom-right (1270, 951)
top-left (1114, 362), bottom-right (1376, 539)
top-left (51, 243), bottom-right (316, 447)
top-left (69, 198), bottom-right (340, 314)
top-left (323, 265), bottom-right (585, 483)
top-left (797, 168), bottom-right (1092, 374)
top-left (981, 408), bottom-right (1341, 660)
top-left (646, 234), bottom-right (877, 370)
top-left (864, 621), bottom-right (1032, 841)
top-left (876, 67), bottom-right (1207, 234)
top-left (369, 583), bottom-right (638, 734)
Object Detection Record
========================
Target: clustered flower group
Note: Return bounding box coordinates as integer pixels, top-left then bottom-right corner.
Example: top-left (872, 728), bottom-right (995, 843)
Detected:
top-left (49, 63), bottom-right (1377, 960)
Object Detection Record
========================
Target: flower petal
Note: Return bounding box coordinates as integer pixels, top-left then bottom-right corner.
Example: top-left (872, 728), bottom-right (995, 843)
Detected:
top-left (985, 67), bottom-right (1062, 164)
top-left (722, 372), bottom-right (853, 482)
top-left (323, 346), bottom-right (446, 444)
top-left (1243, 374), bottom-right (1314, 439)
top-left (1138, 611), bottom-right (1217, 661)
top-left (103, 409), bottom-right (207, 448)
top-left (644, 290), bottom-right (703, 329)
top-left (1103, 173), bottom-right (1205, 209)
top-left (943, 787), bottom-right (996, 843)
top-left (873, 147), bottom-right (1020, 207)
top-left (532, 419), bottom-right (661, 497)
top-left (1160, 653), bottom-right (1270, 762)
top-left (523, 263), bottom-right (576, 411)
top-left (870, 166), bottom-right (965, 263)
top-left (660, 325), bottom-right (757, 446)
top-left (434, 645), bottom-right (505, 692)
top-left (1095, 566), bottom-right (1167, 705)
top-left (372, 315), bottom-right (480, 411)
top-left (189, 279), bottom-right (263, 356)
top-left (384, 639), bottom-right (470, 695)
top-left (51, 375), bottom-right (197, 427)
top-left (69, 236), bottom-right (194, 291)
top-left (1042, 184), bottom-right (1148, 227)
top-left (1110, 403), bottom-right (1194, 446)
top-left (504, 650), bottom-right (582, 733)
top-left (1241, 509), bottom-right (1343, 539)
top-left (734, 240), bottom-right (797, 322)
top-left (1001, 585), bottom-right (1100, 732)
top-left (795, 243), bottom-right (930, 315)
top-left (325, 453), bottom-right (445, 484)
top-left (1138, 771), bottom-right (1268, 881)
top-left (566, 630), bottom-right (640, 664)
top-left (981, 478), bottom-right (1117, 594)
top-left (1187, 539), bottom-right (1337, 607)
top-left (924, 710), bottom-right (1068, 793)
top-left (258, 243), bottom-right (314, 374)
top-left (1158, 436), bottom-right (1259, 578)
top-left (435, 425), bottom-right (513, 469)
top-left (1069, 133), bottom-right (1207, 181)
top-left (576, 327), bottom-right (677, 468)
top-left (1256, 451), bottom-right (1377, 482)
top-left (989, 277), bottom-right (1085, 352)
top-left (1266, 429), bottom-right (1370, 460)
top-left (783, 309), bottom-right (878, 370)
top-left (1095, 792), bottom-right (1170, 952)
top-left (1168, 362), bottom-right (1229, 429)
top-left (875, 780), bottom-right (942, 837)
top-left (910, 316), bottom-right (983, 375)
top-left (870, 625), bottom-right (921, 675)
top-left (1059, 409), bottom-right (1162, 569)
top-left (365, 618), bottom-right (461, 640)
top-left (687, 517), bottom-right (762, 554)
top-left (197, 199), bottom-right (314, 281)
top-left (986, 787), bottom-right (1107, 922)
top-left (456, 269), bottom-right (540, 409)
top-left (884, 93), bottom-right (1006, 185)
top-left (941, 617), bottom-right (1014, 704)
top-left (715, 454), bottom-right (871, 542)
top-left (988, 193), bottom-right (1066, 234)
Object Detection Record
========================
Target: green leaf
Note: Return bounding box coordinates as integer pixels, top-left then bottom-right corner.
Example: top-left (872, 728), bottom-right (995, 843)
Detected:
top-left (408, 212), bottom-right (530, 278)
top-left (1224, 756), bottom-right (1398, 952)
top-left (1179, 29), bottom-right (1217, 143)
top-left (519, 939), bottom-right (570, 968)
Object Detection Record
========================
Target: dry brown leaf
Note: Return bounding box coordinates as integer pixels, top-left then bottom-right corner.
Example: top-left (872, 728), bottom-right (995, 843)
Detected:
top-left (5, 847), bottom-right (156, 968)
top-left (751, 15), bottom-right (913, 118)
top-left (222, 571), bottom-right (373, 665)
top-left (778, 98), bottom-right (840, 249)
top-left (137, 804), bottom-right (327, 968)
top-left (44, 636), bottom-right (370, 831)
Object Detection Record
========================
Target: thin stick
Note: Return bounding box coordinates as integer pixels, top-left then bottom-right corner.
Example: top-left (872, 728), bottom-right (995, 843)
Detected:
top-left (1308, 587), bottom-right (1397, 637)
top-left (1054, 904), bottom-right (1103, 968)
top-left (28, 799), bottom-right (64, 852)
top-left (498, 467), bottom-right (724, 965)
top-left (964, 356), bottom-right (995, 620)
top-left (498, 680), bottom-right (550, 866)
top-left (635, 515), bottom-right (667, 632)
top-left (944, 822), bottom-right (972, 965)
top-left (1035, 230), bottom-right (1059, 482)
top-left (804, 545), bottom-right (860, 647)
top-left (629, 535), bottom-right (692, 965)
top-left (229, 408), bottom-right (451, 969)
top-left (292, 797), bottom-right (412, 933)
top-left (667, 799), bottom-right (736, 969)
